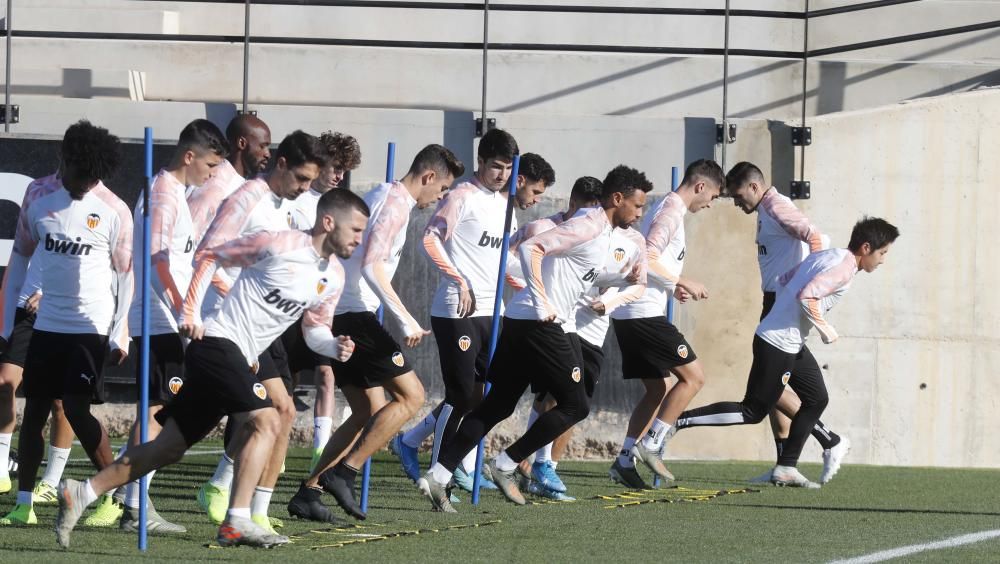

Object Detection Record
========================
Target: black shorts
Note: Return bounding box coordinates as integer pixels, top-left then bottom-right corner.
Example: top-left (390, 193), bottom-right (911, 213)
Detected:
top-left (256, 337), bottom-right (293, 394)
top-left (131, 334), bottom-right (185, 405)
top-left (431, 316), bottom-right (494, 404)
top-left (580, 338), bottom-right (605, 398)
top-left (743, 335), bottom-right (801, 412)
top-left (0, 308), bottom-right (36, 368)
top-left (488, 318), bottom-right (584, 397)
top-left (612, 317), bottom-right (697, 380)
top-left (761, 292), bottom-right (821, 384)
top-left (22, 330), bottom-right (108, 403)
top-left (330, 311), bottom-right (412, 389)
top-left (280, 320), bottom-right (327, 375)
top-left (155, 336), bottom-right (273, 447)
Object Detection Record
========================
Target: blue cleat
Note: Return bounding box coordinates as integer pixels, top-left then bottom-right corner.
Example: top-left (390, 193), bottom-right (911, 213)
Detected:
top-left (389, 433), bottom-right (421, 483)
top-left (530, 461), bottom-right (567, 493)
top-left (453, 466), bottom-right (498, 492)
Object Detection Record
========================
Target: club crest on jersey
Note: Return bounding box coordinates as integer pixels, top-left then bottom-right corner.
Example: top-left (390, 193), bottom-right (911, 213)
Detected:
top-left (677, 345), bottom-right (689, 359)
top-left (392, 352), bottom-right (405, 367)
top-left (168, 377), bottom-right (183, 395)
top-left (458, 335), bottom-right (471, 352)
top-left (613, 248), bottom-right (626, 262)
top-left (571, 367), bottom-right (581, 383)
top-left (253, 382), bottom-right (267, 400)
top-left (86, 213), bottom-right (101, 230)
top-left (316, 277), bottom-right (328, 295)
top-left (781, 372), bottom-right (791, 386)
top-left (287, 211), bottom-right (294, 227)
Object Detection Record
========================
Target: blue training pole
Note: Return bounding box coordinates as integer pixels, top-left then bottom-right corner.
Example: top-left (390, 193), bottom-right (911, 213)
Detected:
top-left (471, 154), bottom-right (521, 505)
top-left (138, 127), bottom-right (153, 551)
top-left (654, 165), bottom-right (681, 489)
top-left (360, 141), bottom-right (395, 513)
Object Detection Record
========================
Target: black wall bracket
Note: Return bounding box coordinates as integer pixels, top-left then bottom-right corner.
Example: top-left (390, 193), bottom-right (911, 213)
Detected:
top-left (475, 117), bottom-right (495, 137)
top-left (791, 126), bottom-right (812, 145)
top-left (790, 180), bottom-right (811, 200)
top-left (716, 122), bottom-right (737, 144)
top-left (1, 105), bottom-right (20, 124)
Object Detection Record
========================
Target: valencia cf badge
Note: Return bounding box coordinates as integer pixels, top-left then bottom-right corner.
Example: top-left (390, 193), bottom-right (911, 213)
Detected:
top-left (392, 352), bottom-right (405, 367)
top-left (458, 335), bottom-right (471, 352)
top-left (571, 367), bottom-right (582, 383)
top-left (86, 213), bottom-right (101, 230)
top-left (613, 248), bottom-right (626, 262)
top-left (168, 377), bottom-right (183, 395)
top-left (677, 345), bottom-right (689, 359)
top-left (781, 372), bottom-right (791, 386)
top-left (253, 382), bottom-right (267, 400)
top-left (317, 277), bottom-right (328, 294)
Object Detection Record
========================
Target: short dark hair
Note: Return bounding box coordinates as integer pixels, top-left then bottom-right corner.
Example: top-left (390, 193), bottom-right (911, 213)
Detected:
top-left (225, 114), bottom-right (268, 145)
top-left (681, 159), bottom-right (726, 190)
top-left (848, 216), bottom-right (899, 252)
top-left (518, 153), bottom-right (555, 187)
top-left (601, 165), bottom-right (654, 200)
top-left (60, 120), bottom-right (122, 183)
top-left (275, 130), bottom-right (328, 170)
top-left (570, 176), bottom-right (603, 204)
top-left (409, 144), bottom-right (465, 179)
top-left (725, 161), bottom-right (764, 194)
top-left (477, 128), bottom-right (519, 162)
top-left (178, 119), bottom-right (229, 158)
top-left (318, 131), bottom-right (362, 170)
top-left (317, 186), bottom-right (371, 222)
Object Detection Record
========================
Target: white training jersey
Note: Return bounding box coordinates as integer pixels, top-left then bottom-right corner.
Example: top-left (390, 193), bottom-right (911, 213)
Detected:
top-left (183, 229), bottom-right (345, 367)
top-left (612, 191), bottom-right (687, 320)
top-left (424, 177), bottom-right (518, 319)
top-left (128, 169), bottom-right (195, 336)
top-left (187, 159), bottom-right (245, 246)
top-left (195, 177), bottom-right (296, 317)
top-left (289, 187), bottom-right (322, 230)
top-left (3, 174), bottom-right (133, 351)
top-left (506, 212), bottom-right (563, 287)
top-left (756, 187), bottom-right (827, 293)
top-left (337, 182), bottom-right (422, 336)
top-left (575, 226), bottom-right (648, 346)
top-left (505, 207), bottom-right (613, 331)
top-left (17, 258), bottom-right (42, 308)
top-left (756, 248), bottom-right (857, 354)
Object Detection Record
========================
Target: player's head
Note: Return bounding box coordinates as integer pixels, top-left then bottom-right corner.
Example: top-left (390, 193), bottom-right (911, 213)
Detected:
top-left (315, 188), bottom-right (371, 259)
top-left (726, 161), bottom-right (767, 214)
top-left (568, 176), bottom-right (603, 215)
top-left (175, 119), bottom-right (229, 187)
top-left (406, 144), bottom-right (465, 209)
top-left (678, 159), bottom-right (725, 213)
top-left (314, 131), bottom-right (362, 193)
top-left (601, 165), bottom-right (653, 229)
top-left (59, 120), bottom-right (122, 200)
top-left (226, 114), bottom-right (271, 175)
top-left (515, 153), bottom-right (555, 210)
top-left (849, 216), bottom-right (899, 273)
top-left (475, 128), bottom-right (519, 192)
top-left (269, 130), bottom-right (328, 201)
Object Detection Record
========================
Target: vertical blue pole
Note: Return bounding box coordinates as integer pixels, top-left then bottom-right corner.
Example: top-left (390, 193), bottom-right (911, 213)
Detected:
top-left (471, 154), bottom-right (520, 505)
top-left (654, 165), bottom-right (681, 489)
top-left (360, 141), bottom-right (395, 513)
top-left (138, 127), bottom-right (153, 551)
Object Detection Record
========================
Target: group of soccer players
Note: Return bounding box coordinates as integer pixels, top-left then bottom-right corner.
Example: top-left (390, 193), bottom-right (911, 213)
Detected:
top-left (0, 115), bottom-right (899, 549)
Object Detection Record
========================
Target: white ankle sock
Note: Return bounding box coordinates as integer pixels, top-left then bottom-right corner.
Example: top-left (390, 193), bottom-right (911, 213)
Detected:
top-left (402, 412), bottom-right (436, 449)
top-left (40, 446), bottom-right (71, 488)
top-left (460, 448), bottom-right (478, 474)
top-left (227, 507), bottom-right (251, 520)
top-left (313, 417), bottom-right (333, 450)
top-left (0, 433), bottom-right (12, 478)
top-left (429, 463), bottom-right (453, 485)
top-left (81, 480), bottom-right (99, 507)
top-left (534, 442), bottom-right (553, 464)
top-left (494, 451), bottom-right (517, 473)
top-left (617, 437), bottom-right (637, 468)
top-left (641, 419), bottom-right (671, 451)
top-left (209, 454), bottom-right (235, 489)
top-left (124, 470), bottom-right (157, 509)
top-left (251, 486), bottom-right (273, 517)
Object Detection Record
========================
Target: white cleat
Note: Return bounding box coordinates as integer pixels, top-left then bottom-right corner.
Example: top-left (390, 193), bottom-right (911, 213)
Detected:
top-left (747, 468), bottom-right (773, 484)
top-left (770, 465), bottom-right (821, 489)
top-left (820, 436), bottom-right (851, 484)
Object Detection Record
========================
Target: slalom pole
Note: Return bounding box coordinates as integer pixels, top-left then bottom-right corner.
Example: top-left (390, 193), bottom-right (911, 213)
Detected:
top-left (360, 141), bottom-right (395, 513)
top-left (138, 127), bottom-right (153, 551)
top-left (654, 165), bottom-right (681, 489)
top-left (471, 154), bottom-right (521, 505)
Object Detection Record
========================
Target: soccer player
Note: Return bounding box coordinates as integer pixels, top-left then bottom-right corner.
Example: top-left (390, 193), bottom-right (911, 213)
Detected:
top-left (391, 141), bottom-right (554, 493)
top-left (608, 159), bottom-right (724, 489)
top-left (418, 165), bottom-right (650, 511)
top-left (674, 217), bottom-right (899, 487)
top-left (287, 144), bottom-right (465, 522)
top-left (285, 131), bottom-right (361, 470)
top-left (112, 119), bottom-right (230, 534)
top-left (194, 131), bottom-right (327, 530)
top-left (726, 162), bottom-right (850, 484)
top-left (0, 121), bottom-right (132, 527)
top-left (54, 189), bottom-right (369, 549)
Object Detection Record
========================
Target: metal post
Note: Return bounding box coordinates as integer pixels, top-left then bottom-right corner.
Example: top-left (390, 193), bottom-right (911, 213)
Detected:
top-left (4, 0), bottom-right (12, 133)
top-left (242, 0), bottom-right (250, 112)
top-left (480, 0), bottom-right (489, 134)
top-left (653, 165), bottom-right (681, 488)
top-left (471, 154), bottom-right (520, 505)
top-left (799, 0), bottom-right (809, 183)
top-left (720, 0), bottom-right (731, 170)
top-left (138, 127), bottom-right (154, 551)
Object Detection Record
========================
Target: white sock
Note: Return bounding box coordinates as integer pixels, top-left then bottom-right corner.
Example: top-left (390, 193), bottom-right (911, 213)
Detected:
top-left (209, 454), bottom-right (235, 490)
top-left (534, 442), bottom-right (553, 464)
top-left (40, 446), bottom-right (72, 488)
top-left (551, 460), bottom-right (559, 469)
top-left (81, 480), bottom-right (99, 507)
top-left (402, 412), bottom-right (436, 449)
top-left (251, 486), bottom-right (273, 517)
top-left (16, 490), bottom-right (32, 506)
top-left (641, 419), bottom-right (672, 452)
top-left (227, 507), bottom-right (251, 520)
top-left (429, 462), bottom-right (453, 486)
top-left (0, 433), bottom-right (12, 478)
top-left (617, 437), bottom-right (637, 468)
top-left (124, 470), bottom-right (157, 509)
top-left (460, 448), bottom-right (478, 474)
top-left (494, 450), bottom-right (518, 473)
top-left (313, 417), bottom-right (333, 450)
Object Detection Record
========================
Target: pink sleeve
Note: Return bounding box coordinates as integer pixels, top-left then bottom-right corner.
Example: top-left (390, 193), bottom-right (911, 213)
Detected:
top-left (363, 188), bottom-right (409, 268)
top-left (521, 212), bottom-right (605, 317)
top-left (424, 184), bottom-right (470, 243)
top-left (761, 192), bottom-right (824, 253)
top-left (798, 255), bottom-right (855, 300)
top-left (12, 178), bottom-right (56, 257)
top-left (187, 182), bottom-right (229, 245)
top-left (645, 204), bottom-right (682, 255)
top-left (196, 181), bottom-right (264, 253)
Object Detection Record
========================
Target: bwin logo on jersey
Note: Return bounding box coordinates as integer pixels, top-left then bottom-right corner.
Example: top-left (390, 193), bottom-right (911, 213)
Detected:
top-left (582, 268), bottom-right (598, 282)
top-left (477, 230), bottom-right (503, 249)
top-left (45, 233), bottom-right (93, 256)
top-left (263, 288), bottom-right (306, 316)
top-left (613, 248), bottom-right (626, 262)
top-left (168, 377), bottom-right (183, 395)
top-left (316, 277), bottom-right (328, 295)
top-left (86, 213), bottom-right (101, 230)
top-left (184, 236), bottom-right (194, 253)
top-left (677, 248), bottom-right (686, 261)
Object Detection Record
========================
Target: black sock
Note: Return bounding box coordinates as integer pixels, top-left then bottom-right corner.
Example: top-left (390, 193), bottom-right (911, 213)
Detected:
top-left (774, 439), bottom-right (786, 458)
top-left (811, 421), bottom-right (841, 450)
top-left (335, 462), bottom-right (359, 483)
